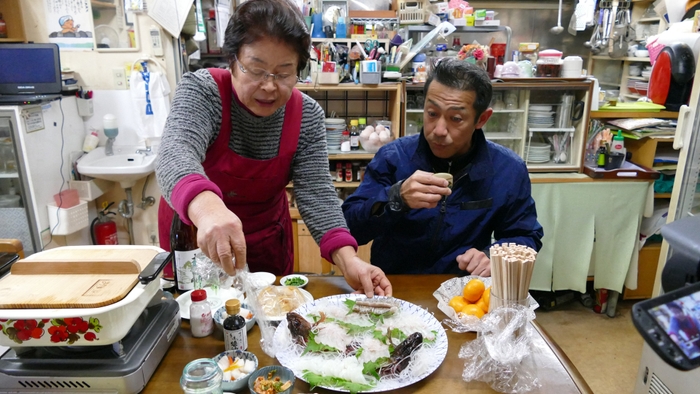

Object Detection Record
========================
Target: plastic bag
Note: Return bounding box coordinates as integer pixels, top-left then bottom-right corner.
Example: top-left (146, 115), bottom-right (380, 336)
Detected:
top-left (193, 252), bottom-right (234, 291)
top-left (433, 276), bottom-right (538, 333)
top-left (459, 305), bottom-right (541, 393)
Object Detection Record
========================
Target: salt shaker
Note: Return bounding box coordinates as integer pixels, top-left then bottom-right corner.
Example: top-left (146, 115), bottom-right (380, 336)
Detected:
top-left (189, 289), bottom-right (213, 337)
top-left (223, 299), bottom-right (247, 351)
top-left (180, 358), bottom-right (223, 394)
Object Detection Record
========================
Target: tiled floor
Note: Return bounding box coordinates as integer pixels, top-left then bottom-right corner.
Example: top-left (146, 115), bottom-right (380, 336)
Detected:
top-left (535, 298), bottom-right (644, 394)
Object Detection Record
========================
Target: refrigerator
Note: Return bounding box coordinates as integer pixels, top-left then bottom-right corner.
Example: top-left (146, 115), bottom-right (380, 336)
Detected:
top-left (632, 59), bottom-right (700, 394)
top-left (0, 98), bottom-right (84, 255)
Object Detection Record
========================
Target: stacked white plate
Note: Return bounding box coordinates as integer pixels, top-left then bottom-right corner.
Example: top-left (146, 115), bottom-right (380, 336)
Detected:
top-left (325, 118), bottom-right (346, 151)
top-left (526, 142), bottom-right (551, 163)
top-left (527, 105), bottom-right (554, 129)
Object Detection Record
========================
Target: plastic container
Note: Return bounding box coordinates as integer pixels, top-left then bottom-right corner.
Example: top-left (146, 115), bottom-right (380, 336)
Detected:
top-left (82, 130), bottom-right (99, 152)
top-left (340, 130), bottom-right (351, 152)
top-left (398, 0), bottom-right (428, 25)
top-left (53, 188), bottom-right (80, 208)
top-left (610, 130), bottom-right (626, 155)
top-left (538, 49), bottom-right (563, 64)
top-left (0, 194), bottom-right (20, 208)
top-left (190, 289), bottom-right (214, 338)
top-left (335, 16), bottom-right (346, 38)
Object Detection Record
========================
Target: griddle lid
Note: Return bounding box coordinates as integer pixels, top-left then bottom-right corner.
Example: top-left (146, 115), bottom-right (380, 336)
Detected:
top-left (669, 43), bottom-right (696, 84)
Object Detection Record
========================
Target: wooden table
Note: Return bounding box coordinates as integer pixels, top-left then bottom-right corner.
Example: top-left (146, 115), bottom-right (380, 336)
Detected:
top-left (145, 275), bottom-right (592, 393)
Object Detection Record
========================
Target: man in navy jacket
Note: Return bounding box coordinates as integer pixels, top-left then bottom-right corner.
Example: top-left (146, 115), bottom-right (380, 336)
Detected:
top-left (342, 60), bottom-right (543, 275)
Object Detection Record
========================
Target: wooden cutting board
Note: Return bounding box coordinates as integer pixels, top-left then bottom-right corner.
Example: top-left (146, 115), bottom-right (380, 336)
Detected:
top-left (0, 247), bottom-right (159, 309)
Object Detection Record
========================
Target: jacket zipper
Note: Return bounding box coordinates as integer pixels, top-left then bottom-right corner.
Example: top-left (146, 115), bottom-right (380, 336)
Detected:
top-left (430, 161), bottom-right (451, 249)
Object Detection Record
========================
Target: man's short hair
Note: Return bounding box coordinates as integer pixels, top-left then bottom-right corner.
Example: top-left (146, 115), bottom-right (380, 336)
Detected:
top-left (424, 59), bottom-right (492, 121)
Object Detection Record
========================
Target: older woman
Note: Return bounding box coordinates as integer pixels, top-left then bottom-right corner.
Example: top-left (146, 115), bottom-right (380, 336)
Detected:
top-left (156, 0), bottom-right (391, 297)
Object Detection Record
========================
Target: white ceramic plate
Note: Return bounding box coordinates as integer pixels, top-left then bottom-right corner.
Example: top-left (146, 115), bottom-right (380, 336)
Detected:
top-left (273, 294), bottom-right (448, 392)
top-left (280, 274), bottom-right (309, 288)
top-left (176, 286), bottom-right (244, 320)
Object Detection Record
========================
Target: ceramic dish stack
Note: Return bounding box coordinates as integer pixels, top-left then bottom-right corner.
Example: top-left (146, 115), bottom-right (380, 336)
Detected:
top-left (325, 118), bottom-right (346, 151)
top-left (527, 105), bottom-right (555, 129)
top-left (525, 142), bottom-right (551, 164)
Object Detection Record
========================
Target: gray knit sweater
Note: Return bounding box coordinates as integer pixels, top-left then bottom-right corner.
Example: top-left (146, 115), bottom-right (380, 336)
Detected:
top-left (156, 69), bottom-right (346, 243)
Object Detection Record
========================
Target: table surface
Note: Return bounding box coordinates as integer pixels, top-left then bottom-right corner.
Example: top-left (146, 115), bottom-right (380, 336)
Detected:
top-left (145, 275), bottom-right (592, 393)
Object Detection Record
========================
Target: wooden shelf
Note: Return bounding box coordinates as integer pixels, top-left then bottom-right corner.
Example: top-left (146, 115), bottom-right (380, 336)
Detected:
top-left (589, 110), bottom-right (679, 119)
top-left (0, 38), bottom-right (24, 43)
top-left (328, 153), bottom-right (375, 160)
top-left (295, 83), bottom-right (400, 92)
top-left (654, 193), bottom-right (672, 198)
top-left (591, 56), bottom-right (650, 62)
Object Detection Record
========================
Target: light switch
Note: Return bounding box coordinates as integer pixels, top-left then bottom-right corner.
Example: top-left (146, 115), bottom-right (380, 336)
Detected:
top-left (112, 67), bottom-right (127, 90)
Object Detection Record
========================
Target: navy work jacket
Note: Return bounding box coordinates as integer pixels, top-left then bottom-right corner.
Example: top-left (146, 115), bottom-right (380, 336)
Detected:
top-left (342, 130), bottom-right (543, 274)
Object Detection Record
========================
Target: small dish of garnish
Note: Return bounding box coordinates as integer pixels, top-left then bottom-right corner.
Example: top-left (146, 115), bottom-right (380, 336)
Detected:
top-left (280, 274), bottom-right (309, 288)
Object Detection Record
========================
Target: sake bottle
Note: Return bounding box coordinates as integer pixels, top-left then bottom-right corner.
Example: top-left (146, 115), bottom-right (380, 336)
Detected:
top-left (170, 212), bottom-right (199, 293)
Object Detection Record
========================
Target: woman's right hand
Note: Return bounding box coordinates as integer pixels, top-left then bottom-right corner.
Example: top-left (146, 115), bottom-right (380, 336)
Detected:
top-left (187, 191), bottom-right (246, 275)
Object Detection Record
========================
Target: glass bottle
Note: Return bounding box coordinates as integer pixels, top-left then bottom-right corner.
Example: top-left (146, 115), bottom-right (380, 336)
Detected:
top-left (170, 212), bottom-right (198, 293)
top-left (349, 119), bottom-right (360, 151)
top-left (190, 289), bottom-right (214, 337)
top-left (181, 358), bottom-right (223, 394)
top-left (340, 130), bottom-right (351, 152)
top-left (223, 299), bottom-right (247, 351)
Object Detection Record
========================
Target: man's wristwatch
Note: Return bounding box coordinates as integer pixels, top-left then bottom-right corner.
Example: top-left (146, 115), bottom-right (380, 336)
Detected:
top-left (388, 180), bottom-right (407, 212)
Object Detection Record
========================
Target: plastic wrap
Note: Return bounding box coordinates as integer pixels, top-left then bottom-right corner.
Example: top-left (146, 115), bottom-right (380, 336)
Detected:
top-left (193, 253), bottom-right (234, 291)
top-left (433, 276), bottom-right (538, 333)
top-left (459, 305), bottom-right (540, 393)
top-left (233, 268), bottom-right (312, 357)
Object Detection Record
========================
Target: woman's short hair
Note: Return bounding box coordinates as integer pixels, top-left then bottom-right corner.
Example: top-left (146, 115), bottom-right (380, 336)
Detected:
top-left (223, 0), bottom-right (310, 73)
top-left (424, 59), bottom-right (492, 120)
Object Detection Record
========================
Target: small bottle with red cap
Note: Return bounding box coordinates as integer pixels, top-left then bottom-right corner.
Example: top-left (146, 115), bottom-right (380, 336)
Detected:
top-left (189, 289), bottom-right (214, 337)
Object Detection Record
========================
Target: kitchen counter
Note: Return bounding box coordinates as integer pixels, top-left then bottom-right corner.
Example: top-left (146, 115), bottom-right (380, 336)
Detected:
top-left (145, 275), bottom-right (592, 393)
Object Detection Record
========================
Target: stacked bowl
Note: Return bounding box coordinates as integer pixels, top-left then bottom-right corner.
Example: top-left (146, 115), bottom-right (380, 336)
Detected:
top-left (526, 142), bottom-right (551, 164)
top-left (527, 105), bottom-right (555, 129)
top-left (325, 118), bottom-right (346, 151)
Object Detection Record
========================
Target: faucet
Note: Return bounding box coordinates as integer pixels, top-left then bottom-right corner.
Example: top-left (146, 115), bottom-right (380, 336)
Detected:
top-left (135, 139), bottom-right (152, 155)
top-left (106, 137), bottom-right (116, 156)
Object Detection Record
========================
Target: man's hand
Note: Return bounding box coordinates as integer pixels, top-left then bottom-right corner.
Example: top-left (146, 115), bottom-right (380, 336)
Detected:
top-left (400, 170), bottom-right (452, 209)
top-left (188, 191), bottom-right (247, 275)
top-left (457, 248), bottom-right (491, 277)
top-left (332, 246), bottom-right (393, 297)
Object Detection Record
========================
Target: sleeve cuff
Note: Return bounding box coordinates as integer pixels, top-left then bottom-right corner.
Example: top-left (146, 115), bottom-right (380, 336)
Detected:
top-left (320, 228), bottom-right (358, 263)
top-left (171, 174), bottom-right (223, 224)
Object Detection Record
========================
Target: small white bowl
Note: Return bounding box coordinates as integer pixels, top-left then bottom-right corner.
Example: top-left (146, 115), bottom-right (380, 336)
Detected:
top-left (249, 272), bottom-right (276, 288)
top-left (635, 50), bottom-right (649, 58)
top-left (280, 274), bottom-right (309, 288)
top-left (212, 350), bottom-right (259, 392)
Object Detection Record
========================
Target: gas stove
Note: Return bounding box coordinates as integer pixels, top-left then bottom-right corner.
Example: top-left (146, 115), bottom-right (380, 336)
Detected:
top-left (0, 292), bottom-right (180, 393)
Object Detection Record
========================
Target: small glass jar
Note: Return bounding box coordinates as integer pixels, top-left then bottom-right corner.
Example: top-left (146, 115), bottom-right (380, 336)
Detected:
top-left (181, 358), bottom-right (223, 394)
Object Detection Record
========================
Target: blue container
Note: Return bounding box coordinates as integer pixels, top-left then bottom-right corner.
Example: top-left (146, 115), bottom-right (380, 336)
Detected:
top-left (311, 13), bottom-right (325, 38)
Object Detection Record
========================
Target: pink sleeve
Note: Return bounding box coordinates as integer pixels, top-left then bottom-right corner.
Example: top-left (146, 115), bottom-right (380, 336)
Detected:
top-left (171, 174), bottom-right (223, 225)
top-left (320, 228), bottom-right (359, 263)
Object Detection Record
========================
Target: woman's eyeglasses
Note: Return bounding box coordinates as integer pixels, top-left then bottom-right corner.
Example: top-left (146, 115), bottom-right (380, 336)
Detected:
top-left (234, 55), bottom-right (298, 87)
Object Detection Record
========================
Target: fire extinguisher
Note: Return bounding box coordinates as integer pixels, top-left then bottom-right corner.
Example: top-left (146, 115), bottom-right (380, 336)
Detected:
top-left (91, 202), bottom-right (118, 245)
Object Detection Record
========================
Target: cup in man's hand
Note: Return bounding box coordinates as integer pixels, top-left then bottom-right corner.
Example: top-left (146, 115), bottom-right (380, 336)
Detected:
top-left (433, 173), bottom-right (453, 189)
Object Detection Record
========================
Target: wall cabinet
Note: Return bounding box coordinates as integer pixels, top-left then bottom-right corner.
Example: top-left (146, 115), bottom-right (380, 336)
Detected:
top-left (0, 0), bottom-right (26, 42)
top-left (406, 79), bottom-right (594, 172)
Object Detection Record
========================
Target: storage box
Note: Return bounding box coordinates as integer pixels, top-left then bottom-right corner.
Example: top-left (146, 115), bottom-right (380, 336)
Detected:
top-left (398, 0), bottom-right (428, 25)
top-left (47, 199), bottom-right (89, 235)
top-left (360, 61), bottom-right (381, 85)
top-left (69, 178), bottom-right (114, 201)
top-left (317, 71), bottom-right (340, 85)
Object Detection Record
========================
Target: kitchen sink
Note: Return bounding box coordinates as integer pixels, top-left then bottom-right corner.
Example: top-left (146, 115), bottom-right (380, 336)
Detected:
top-left (77, 145), bottom-right (156, 188)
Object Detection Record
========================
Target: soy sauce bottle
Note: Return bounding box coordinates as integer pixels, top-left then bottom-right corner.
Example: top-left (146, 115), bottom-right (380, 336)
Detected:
top-left (170, 212), bottom-right (199, 293)
top-left (223, 299), bottom-right (247, 350)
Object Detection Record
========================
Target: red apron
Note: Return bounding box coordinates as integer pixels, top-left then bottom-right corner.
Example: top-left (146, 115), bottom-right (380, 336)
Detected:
top-left (159, 68), bottom-right (302, 275)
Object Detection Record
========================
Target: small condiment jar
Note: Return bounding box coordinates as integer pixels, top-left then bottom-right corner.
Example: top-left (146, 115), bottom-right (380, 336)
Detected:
top-left (189, 289), bottom-right (214, 338)
top-left (181, 358), bottom-right (223, 394)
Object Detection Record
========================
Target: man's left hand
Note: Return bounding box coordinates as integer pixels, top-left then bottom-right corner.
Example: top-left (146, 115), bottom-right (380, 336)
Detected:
top-left (457, 248), bottom-right (491, 277)
top-left (332, 246), bottom-right (393, 297)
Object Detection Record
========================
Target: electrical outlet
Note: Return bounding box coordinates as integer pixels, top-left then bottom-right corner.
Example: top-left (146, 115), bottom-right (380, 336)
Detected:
top-left (112, 67), bottom-right (128, 90)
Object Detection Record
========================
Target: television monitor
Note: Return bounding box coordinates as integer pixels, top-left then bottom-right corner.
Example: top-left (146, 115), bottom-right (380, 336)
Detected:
top-left (0, 43), bottom-right (62, 96)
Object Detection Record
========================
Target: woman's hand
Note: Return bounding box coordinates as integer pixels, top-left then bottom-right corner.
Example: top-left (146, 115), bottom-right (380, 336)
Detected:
top-left (457, 248), bottom-right (491, 277)
top-left (332, 246), bottom-right (393, 297)
top-left (187, 191), bottom-right (246, 275)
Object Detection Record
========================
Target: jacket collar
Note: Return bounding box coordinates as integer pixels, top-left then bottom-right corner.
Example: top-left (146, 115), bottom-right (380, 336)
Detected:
top-left (414, 129), bottom-right (494, 182)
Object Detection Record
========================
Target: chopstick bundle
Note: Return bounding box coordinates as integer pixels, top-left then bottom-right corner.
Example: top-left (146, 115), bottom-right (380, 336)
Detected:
top-left (489, 243), bottom-right (537, 311)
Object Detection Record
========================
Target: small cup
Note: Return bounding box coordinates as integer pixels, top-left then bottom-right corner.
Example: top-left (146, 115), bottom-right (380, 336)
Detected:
top-left (604, 152), bottom-right (625, 170)
top-left (433, 172), bottom-right (453, 188)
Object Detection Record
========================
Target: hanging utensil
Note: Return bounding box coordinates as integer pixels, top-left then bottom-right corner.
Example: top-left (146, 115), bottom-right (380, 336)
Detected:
top-left (551, 0), bottom-right (564, 34)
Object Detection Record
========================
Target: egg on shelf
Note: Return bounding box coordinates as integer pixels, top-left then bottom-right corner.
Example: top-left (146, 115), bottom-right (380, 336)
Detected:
top-left (359, 123), bottom-right (394, 153)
